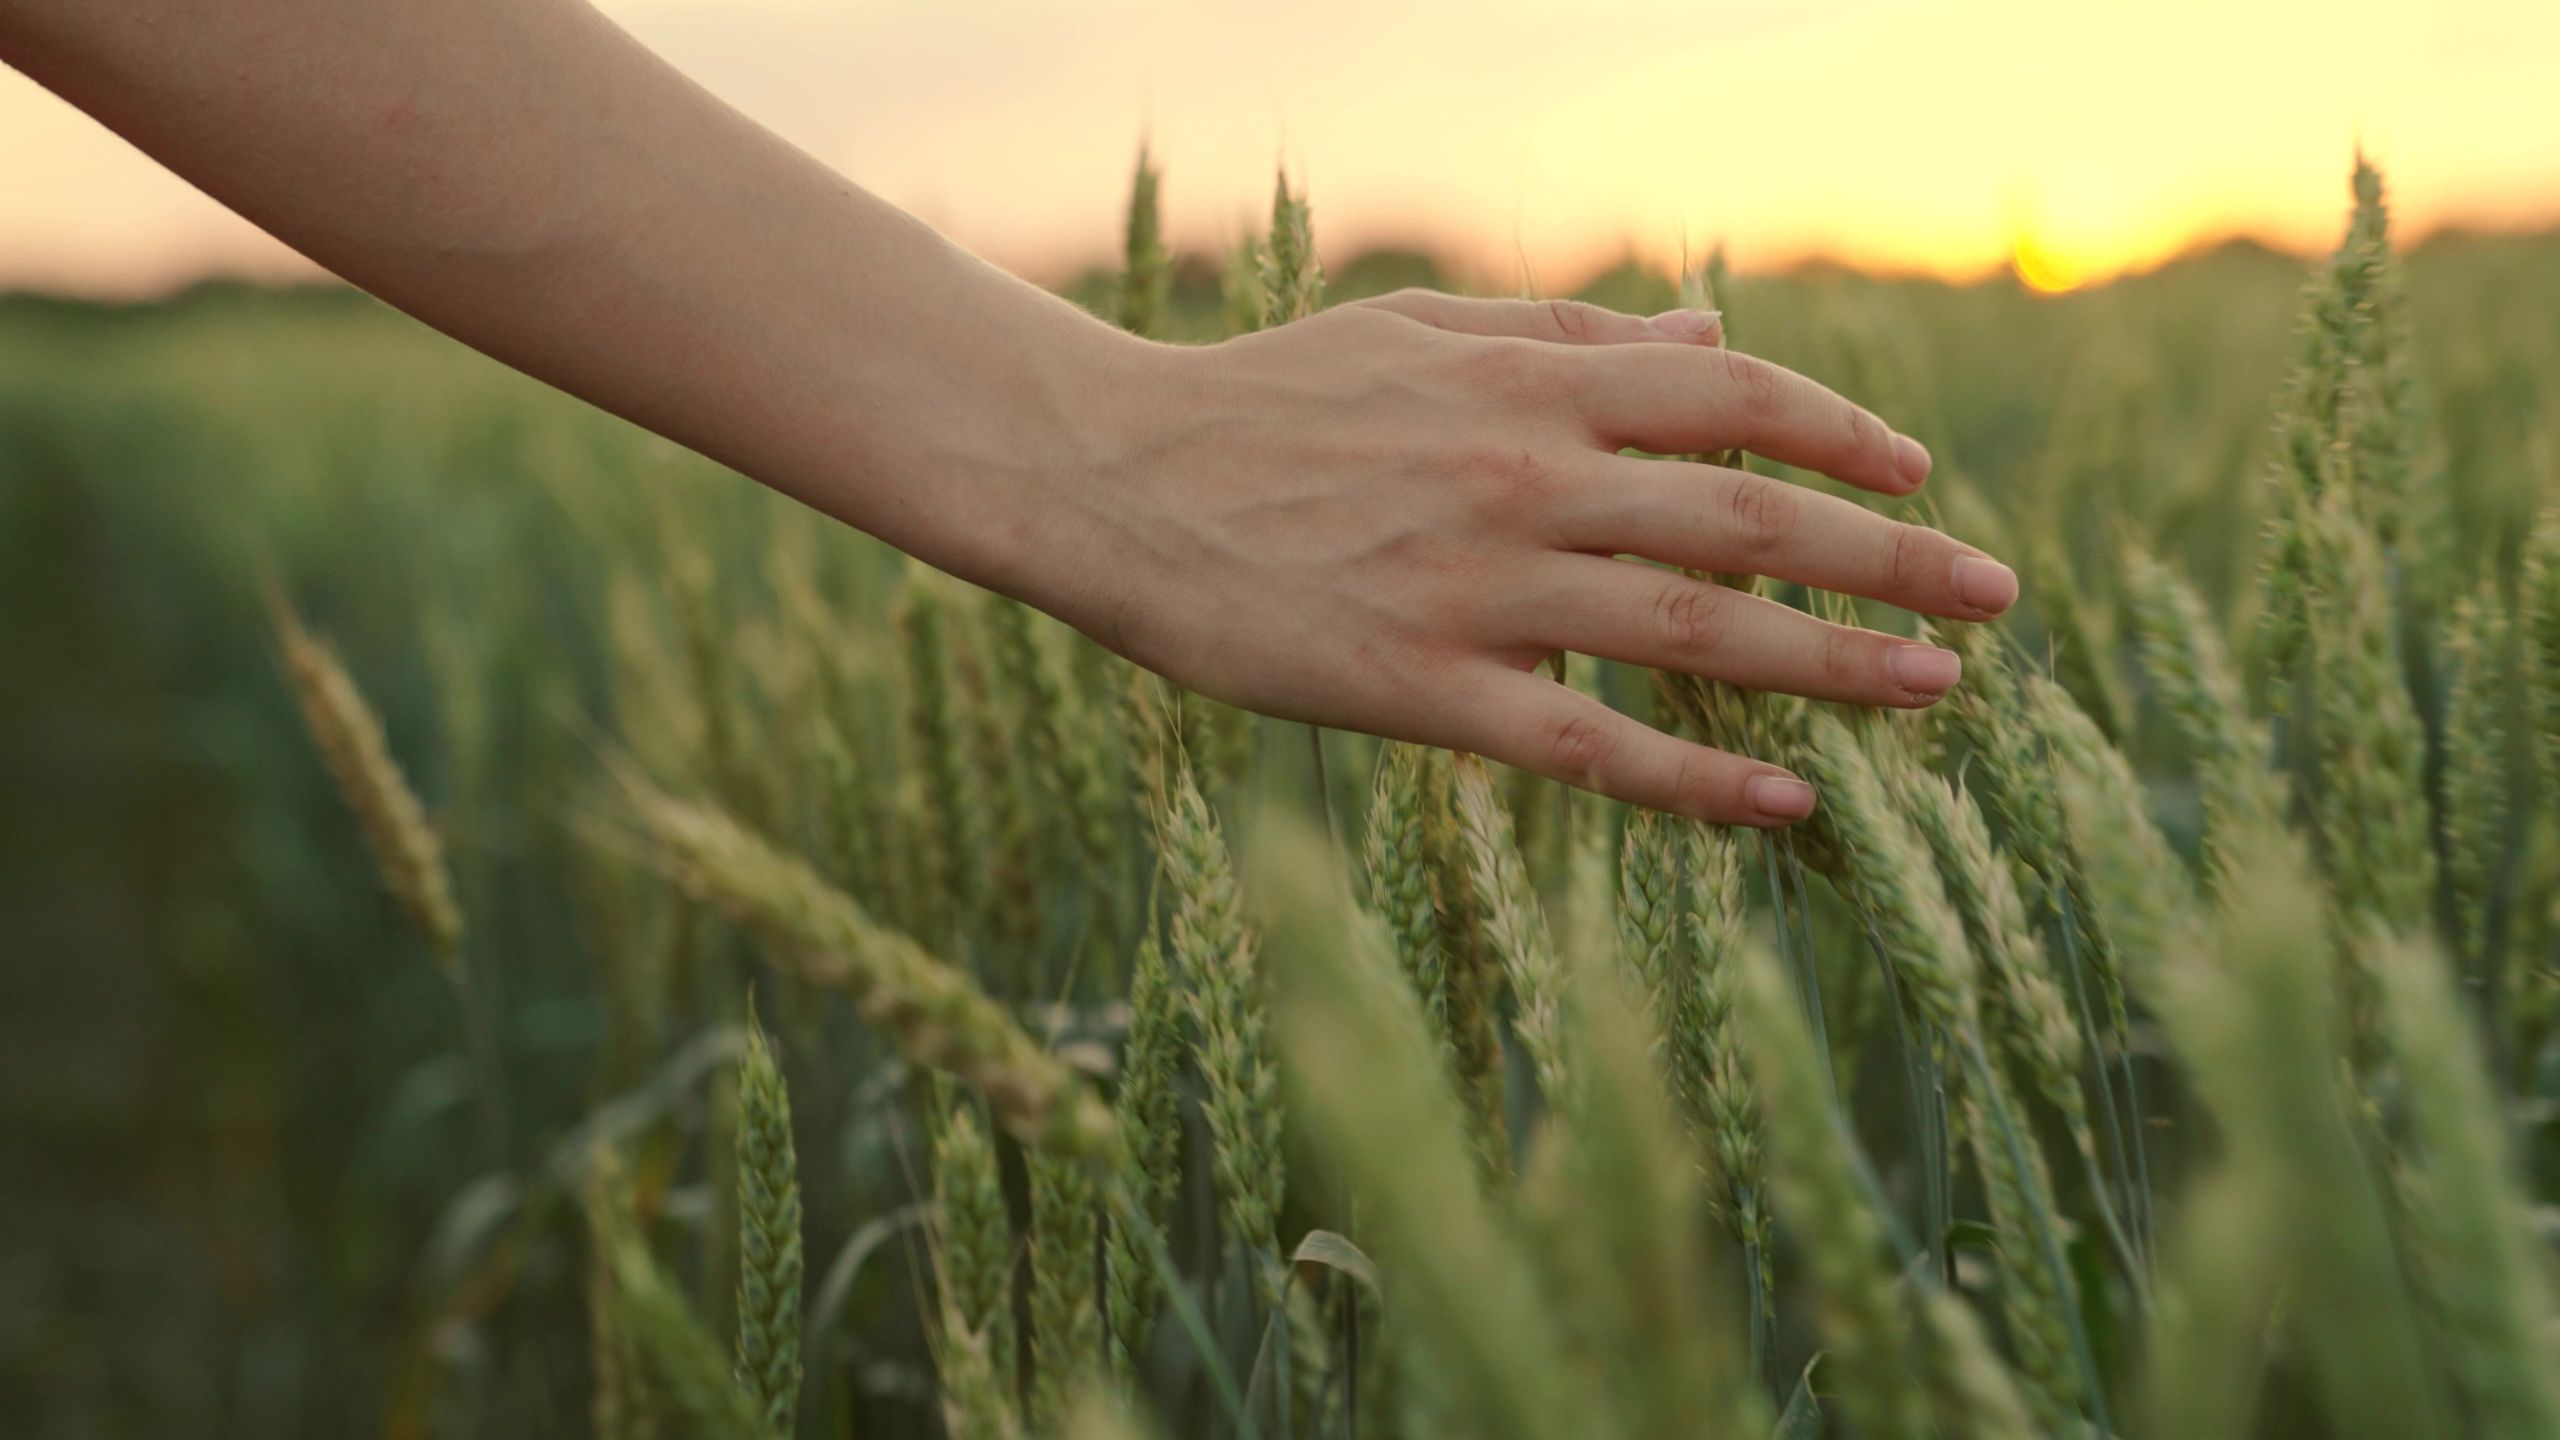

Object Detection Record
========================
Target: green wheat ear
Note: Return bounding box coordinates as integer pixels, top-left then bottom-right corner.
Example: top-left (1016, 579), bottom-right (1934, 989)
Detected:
top-left (1027, 1149), bottom-right (1101, 1428)
top-left (1366, 742), bottom-right (1453, 1051)
top-left (1675, 821), bottom-right (1771, 1315)
top-left (1257, 813), bottom-right (1596, 1440)
top-left (2307, 519), bottom-right (2436, 936)
top-left (2121, 545), bottom-right (2285, 885)
top-left (1118, 143), bottom-right (1169, 339)
top-left (2441, 583), bottom-right (2514, 976)
top-left (898, 566), bottom-right (980, 955)
top-left (1729, 938), bottom-right (1933, 1440)
top-left (1259, 167), bottom-right (1323, 327)
top-left (932, 1090), bottom-right (1020, 1429)
top-left (733, 1004), bottom-right (803, 1437)
top-left (952, 596), bottom-right (1044, 973)
top-left (623, 780), bottom-right (1121, 1161)
top-left (1154, 755), bottom-right (1286, 1302)
top-left (586, 1145), bottom-right (768, 1440)
top-left (2524, 510), bottom-right (2560, 796)
top-left (2366, 928), bottom-right (2560, 1439)
top-left (1416, 746), bottom-right (1512, 1183)
top-left (1451, 755), bottom-right (1570, 1104)
top-left (1615, 809), bottom-right (1682, 1047)
top-left (1106, 932), bottom-right (1182, 1381)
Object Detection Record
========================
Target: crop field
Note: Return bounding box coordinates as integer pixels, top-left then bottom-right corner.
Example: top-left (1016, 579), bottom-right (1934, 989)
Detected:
top-left (6, 157), bottom-right (2560, 1439)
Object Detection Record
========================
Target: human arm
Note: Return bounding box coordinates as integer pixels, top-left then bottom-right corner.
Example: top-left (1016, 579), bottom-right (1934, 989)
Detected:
top-left (0, 0), bottom-right (2018, 825)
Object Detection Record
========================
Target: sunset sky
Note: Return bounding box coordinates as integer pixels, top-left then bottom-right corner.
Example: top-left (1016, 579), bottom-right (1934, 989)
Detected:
top-left (5, 0), bottom-right (2558, 296)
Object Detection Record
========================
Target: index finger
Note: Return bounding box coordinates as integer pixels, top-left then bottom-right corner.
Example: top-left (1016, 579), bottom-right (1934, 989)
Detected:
top-left (1569, 345), bottom-right (1931, 496)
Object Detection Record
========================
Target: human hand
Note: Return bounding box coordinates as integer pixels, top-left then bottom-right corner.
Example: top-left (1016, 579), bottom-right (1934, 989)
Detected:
top-left (1026, 290), bottom-right (2018, 827)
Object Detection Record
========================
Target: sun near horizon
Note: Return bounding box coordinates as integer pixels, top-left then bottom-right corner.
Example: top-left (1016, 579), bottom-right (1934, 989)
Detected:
top-left (2010, 232), bottom-right (2088, 295)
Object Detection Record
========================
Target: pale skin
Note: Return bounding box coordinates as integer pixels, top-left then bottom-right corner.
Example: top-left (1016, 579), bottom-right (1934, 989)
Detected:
top-left (1, 0), bottom-right (2020, 826)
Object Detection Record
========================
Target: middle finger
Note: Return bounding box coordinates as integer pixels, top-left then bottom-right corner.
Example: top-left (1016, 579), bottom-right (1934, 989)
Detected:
top-left (1519, 556), bottom-right (1966, 708)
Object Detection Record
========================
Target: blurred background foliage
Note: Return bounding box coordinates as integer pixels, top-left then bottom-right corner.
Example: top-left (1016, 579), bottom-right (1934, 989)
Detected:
top-left (3, 224), bottom-right (2557, 1435)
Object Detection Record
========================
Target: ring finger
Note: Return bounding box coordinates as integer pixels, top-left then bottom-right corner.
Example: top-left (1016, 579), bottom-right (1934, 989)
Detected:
top-left (1521, 556), bottom-right (1965, 708)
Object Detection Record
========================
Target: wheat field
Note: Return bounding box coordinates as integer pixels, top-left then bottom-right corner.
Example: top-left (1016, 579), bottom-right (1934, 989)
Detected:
top-left (6, 155), bottom-right (2560, 1439)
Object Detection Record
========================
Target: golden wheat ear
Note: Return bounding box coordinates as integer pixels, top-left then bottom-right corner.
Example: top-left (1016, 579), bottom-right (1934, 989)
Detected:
top-left (267, 581), bottom-right (466, 972)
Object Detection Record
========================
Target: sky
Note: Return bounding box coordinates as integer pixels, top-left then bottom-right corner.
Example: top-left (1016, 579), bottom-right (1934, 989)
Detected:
top-left (4, 0), bottom-right (2558, 296)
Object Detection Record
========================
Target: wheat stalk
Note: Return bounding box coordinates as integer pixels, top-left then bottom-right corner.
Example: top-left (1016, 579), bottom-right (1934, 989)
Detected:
top-left (1881, 748), bottom-right (2094, 1160)
top-left (624, 782), bottom-right (1119, 1160)
top-left (1730, 938), bottom-right (1932, 1440)
top-left (1027, 1148), bottom-right (1101, 1428)
top-left (1367, 742), bottom-right (1453, 1051)
top-left (585, 1146), bottom-right (766, 1440)
top-left (583, 1148), bottom-right (660, 1440)
top-left (1952, 1058), bottom-right (2086, 1429)
top-left (1417, 746), bottom-right (1512, 1181)
top-left (1544, 917), bottom-right (1773, 1438)
top-left (1153, 758), bottom-right (1286, 1299)
top-left (1615, 810), bottom-right (1683, 1047)
top-left (1910, 1288), bottom-right (2040, 1440)
top-left (732, 1014), bottom-right (803, 1437)
top-left (2442, 583), bottom-right (2514, 974)
top-left (1675, 821), bottom-right (1773, 1325)
top-left (986, 595), bottom-right (1119, 901)
top-left (954, 598), bottom-right (1045, 968)
top-left (1800, 713), bottom-right (1977, 1035)
top-left (2524, 512), bottom-right (2560, 795)
top-left (2121, 545), bottom-right (2287, 882)
top-left (1930, 622), bottom-right (2129, 1044)
top-left (2147, 849), bottom-right (2444, 1435)
top-left (270, 592), bottom-right (465, 970)
top-left (900, 567), bottom-right (981, 953)
top-left (2259, 157), bottom-right (2416, 716)
top-left (2366, 929), bottom-right (2560, 1439)
top-left (1259, 819), bottom-right (1600, 1440)
top-left (1104, 933), bottom-right (1181, 1381)
top-left (2520, 510), bottom-right (2560, 1046)
top-left (932, 1092), bottom-right (1020, 1422)
top-left (1452, 754), bottom-right (1572, 1103)
top-left (1258, 168), bottom-right (1323, 327)
top-left (2307, 515), bottom-right (2437, 934)
top-left (1117, 145), bottom-right (1169, 339)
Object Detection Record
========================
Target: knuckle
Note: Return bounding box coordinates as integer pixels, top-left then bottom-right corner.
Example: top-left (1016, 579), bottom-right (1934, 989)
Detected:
top-left (1884, 522), bottom-right (1938, 594)
top-left (1710, 348), bottom-right (1789, 418)
top-left (1653, 581), bottom-right (1733, 660)
top-left (1721, 476), bottom-right (1797, 556)
top-left (1669, 747), bottom-right (1727, 815)
top-left (1452, 338), bottom-right (1557, 409)
top-left (1373, 287), bottom-right (1443, 324)
top-left (1455, 444), bottom-right (1560, 520)
top-left (1543, 298), bottom-right (1599, 343)
top-left (1542, 712), bottom-right (1618, 783)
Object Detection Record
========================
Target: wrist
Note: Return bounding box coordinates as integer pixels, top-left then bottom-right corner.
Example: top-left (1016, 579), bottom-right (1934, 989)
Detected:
top-left (782, 237), bottom-right (1169, 610)
top-left (931, 309), bottom-right (1184, 623)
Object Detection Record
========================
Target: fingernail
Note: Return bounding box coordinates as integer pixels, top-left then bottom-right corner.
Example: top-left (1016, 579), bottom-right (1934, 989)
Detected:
top-left (1649, 308), bottom-right (1723, 340)
top-left (1893, 433), bottom-right (1933, 486)
top-left (1888, 644), bottom-right (1963, 695)
top-left (1745, 774), bottom-right (1818, 821)
top-left (1951, 555), bottom-right (2020, 613)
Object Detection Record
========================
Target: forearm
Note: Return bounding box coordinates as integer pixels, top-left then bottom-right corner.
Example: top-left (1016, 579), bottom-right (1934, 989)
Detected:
top-left (7, 0), bottom-right (2022, 825)
top-left (0, 0), bottom-right (1138, 587)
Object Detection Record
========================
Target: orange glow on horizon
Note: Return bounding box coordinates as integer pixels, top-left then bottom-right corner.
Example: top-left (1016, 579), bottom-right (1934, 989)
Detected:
top-left (4, 0), bottom-right (2559, 297)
